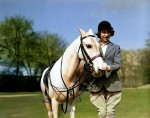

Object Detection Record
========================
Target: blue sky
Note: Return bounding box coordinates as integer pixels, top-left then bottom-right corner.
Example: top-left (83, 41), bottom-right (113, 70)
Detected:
top-left (0, 0), bottom-right (150, 49)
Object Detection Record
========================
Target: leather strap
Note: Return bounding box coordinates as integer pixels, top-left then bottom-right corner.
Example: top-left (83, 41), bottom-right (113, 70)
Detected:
top-left (81, 35), bottom-right (95, 40)
top-left (91, 54), bottom-right (102, 61)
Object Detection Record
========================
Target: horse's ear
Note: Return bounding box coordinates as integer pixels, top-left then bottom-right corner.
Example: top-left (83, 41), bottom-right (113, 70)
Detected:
top-left (88, 29), bottom-right (93, 35)
top-left (78, 28), bottom-right (86, 38)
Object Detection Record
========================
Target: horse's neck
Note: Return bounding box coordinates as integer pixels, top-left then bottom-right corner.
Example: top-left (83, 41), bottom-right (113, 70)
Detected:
top-left (62, 37), bottom-right (81, 87)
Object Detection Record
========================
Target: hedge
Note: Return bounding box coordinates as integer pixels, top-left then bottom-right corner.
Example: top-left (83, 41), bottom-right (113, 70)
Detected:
top-left (0, 75), bottom-right (41, 92)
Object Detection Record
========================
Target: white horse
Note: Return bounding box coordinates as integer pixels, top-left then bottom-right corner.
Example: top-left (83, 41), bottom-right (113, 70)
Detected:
top-left (40, 28), bottom-right (105, 118)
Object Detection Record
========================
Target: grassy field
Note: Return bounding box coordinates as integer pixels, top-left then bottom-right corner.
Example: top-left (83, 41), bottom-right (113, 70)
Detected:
top-left (0, 88), bottom-right (149, 118)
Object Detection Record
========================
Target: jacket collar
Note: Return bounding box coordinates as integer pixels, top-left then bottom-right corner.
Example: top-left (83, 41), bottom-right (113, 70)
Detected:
top-left (105, 42), bottom-right (114, 58)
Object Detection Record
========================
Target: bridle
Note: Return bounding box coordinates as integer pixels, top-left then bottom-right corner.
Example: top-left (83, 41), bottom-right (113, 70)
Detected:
top-left (79, 35), bottom-right (102, 73)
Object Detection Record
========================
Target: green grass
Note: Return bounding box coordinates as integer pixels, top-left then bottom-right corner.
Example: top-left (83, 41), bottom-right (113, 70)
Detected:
top-left (0, 89), bottom-right (149, 118)
top-left (116, 89), bottom-right (150, 118)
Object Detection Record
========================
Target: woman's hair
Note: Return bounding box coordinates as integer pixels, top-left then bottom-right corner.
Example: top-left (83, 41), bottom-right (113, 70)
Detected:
top-left (95, 21), bottom-right (115, 38)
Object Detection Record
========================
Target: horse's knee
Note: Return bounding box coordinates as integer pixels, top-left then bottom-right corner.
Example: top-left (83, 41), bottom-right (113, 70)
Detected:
top-left (45, 102), bottom-right (52, 110)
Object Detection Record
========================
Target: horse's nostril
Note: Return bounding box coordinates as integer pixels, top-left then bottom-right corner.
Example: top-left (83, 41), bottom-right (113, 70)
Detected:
top-left (99, 69), bottom-right (104, 74)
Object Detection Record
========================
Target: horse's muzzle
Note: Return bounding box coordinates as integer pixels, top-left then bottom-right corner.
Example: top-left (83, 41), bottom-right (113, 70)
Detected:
top-left (92, 69), bottom-right (104, 78)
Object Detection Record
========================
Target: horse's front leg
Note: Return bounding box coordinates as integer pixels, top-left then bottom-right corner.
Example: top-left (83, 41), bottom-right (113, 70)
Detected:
top-left (51, 98), bottom-right (59, 118)
top-left (45, 102), bottom-right (53, 118)
top-left (70, 105), bottom-right (76, 118)
top-left (69, 86), bottom-right (79, 118)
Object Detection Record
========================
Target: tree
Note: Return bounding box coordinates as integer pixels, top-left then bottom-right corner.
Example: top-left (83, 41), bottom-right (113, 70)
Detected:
top-left (119, 33), bottom-right (150, 87)
top-left (0, 16), bottom-right (33, 76)
top-left (0, 15), bottom-right (67, 76)
top-left (21, 32), bottom-right (39, 76)
top-left (21, 31), bottom-right (67, 76)
top-left (143, 33), bottom-right (150, 83)
top-left (33, 32), bottom-right (67, 75)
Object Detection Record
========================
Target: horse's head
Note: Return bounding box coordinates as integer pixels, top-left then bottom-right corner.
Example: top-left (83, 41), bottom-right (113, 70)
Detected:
top-left (78, 28), bottom-right (104, 77)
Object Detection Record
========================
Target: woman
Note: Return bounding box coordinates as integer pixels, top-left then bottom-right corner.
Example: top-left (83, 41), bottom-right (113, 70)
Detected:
top-left (89, 21), bottom-right (122, 118)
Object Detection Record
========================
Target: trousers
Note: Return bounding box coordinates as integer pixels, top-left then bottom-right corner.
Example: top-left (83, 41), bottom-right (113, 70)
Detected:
top-left (90, 87), bottom-right (121, 118)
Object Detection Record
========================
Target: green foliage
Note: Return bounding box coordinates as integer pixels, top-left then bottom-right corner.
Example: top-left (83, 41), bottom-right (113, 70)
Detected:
top-left (144, 36), bottom-right (150, 83)
top-left (119, 49), bottom-right (150, 87)
top-left (118, 34), bottom-right (150, 87)
top-left (0, 16), bottom-right (33, 75)
top-left (33, 32), bottom-right (66, 75)
top-left (0, 16), bottom-right (67, 76)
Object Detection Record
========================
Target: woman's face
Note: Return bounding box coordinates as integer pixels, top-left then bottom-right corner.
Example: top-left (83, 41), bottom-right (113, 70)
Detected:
top-left (100, 30), bottom-right (111, 43)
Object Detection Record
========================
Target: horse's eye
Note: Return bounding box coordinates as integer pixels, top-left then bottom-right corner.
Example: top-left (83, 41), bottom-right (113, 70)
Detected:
top-left (86, 44), bottom-right (92, 48)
